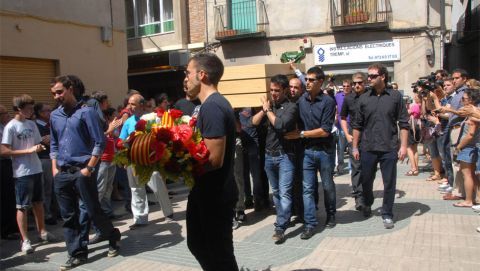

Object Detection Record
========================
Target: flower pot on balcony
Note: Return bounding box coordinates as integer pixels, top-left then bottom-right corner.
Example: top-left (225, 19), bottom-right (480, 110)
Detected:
top-left (216, 29), bottom-right (238, 38)
top-left (345, 12), bottom-right (369, 25)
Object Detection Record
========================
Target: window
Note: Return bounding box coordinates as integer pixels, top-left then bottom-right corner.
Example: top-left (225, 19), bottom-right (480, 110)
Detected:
top-left (125, 0), bottom-right (174, 39)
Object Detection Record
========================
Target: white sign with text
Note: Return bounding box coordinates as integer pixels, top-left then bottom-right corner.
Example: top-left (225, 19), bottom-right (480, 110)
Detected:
top-left (314, 40), bottom-right (400, 65)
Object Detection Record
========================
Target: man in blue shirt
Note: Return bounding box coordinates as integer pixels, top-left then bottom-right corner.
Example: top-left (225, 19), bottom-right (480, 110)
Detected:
top-left (285, 66), bottom-right (337, 239)
top-left (50, 75), bottom-right (121, 270)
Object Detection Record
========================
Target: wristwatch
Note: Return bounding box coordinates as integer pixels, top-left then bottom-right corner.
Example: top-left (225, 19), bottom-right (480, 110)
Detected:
top-left (300, 131), bottom-right (305, 138)
top-left (86, 166), bottom-right (95, 173)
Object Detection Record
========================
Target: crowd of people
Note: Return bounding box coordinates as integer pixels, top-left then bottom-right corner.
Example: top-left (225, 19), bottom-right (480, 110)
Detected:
top-left (1, 53), bottom-right (479, 271)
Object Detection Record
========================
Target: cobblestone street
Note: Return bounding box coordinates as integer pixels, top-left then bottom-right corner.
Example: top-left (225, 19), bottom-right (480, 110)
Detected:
top-left (1, 160), bottom-right (479, 271)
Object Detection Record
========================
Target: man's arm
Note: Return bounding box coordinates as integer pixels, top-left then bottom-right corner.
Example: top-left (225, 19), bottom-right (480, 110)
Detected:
top-left (80, 109), bottom-right (106, 176)
top-left (1, 144), bottom-right (44, 156)
top-left (340, 118), bottom-right (352, 143)
top-left (203, 136), bottom-right (226, 170)
top-left (352, 128), bottom-right (361, 160)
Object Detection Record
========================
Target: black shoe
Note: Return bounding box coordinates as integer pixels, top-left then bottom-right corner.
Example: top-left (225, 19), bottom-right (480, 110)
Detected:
top-left (272, 230), bottom-right (285, 244)
top-left (129, 223), bottom-right (147, 230)
top-left (108, 228), bottom-right (121, 257)
top-left (355, 198), bottom-right (364, 211)
top-left (109, 214), bottom-right (124, 220)
top-left (235, 211), bottom-right (246, 222)
top-left (244, 198), bottom-right (254, 209)
top-left (125, 205), bottom-right (132, 214)
top-left (60, 255), bottom-right (87, 270)
top-left (88, 234), bottom-right (106, 245)
top-left (300, 227), bottom-right (315, 240)
top-left (363, 206), bottom-right (372, 217)
top-left (325, 215), bottom-right (336, 228)
top-left (147, 201), bottom-right (156, 206)
top-left (45, 217), bottom-right (57, 225)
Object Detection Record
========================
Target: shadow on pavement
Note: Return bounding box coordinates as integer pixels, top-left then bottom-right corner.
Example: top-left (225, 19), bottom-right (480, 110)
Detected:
top-left (0, 244), bottom-right (64, 270)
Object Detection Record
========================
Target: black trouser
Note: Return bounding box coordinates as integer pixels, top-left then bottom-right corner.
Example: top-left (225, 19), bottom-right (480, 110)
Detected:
top-left (348, 142), bottom-right (362, 202)
top-left (0, 159), bottom-right (18, 238)
top-left (360, 150), bottom-right (398, 219)
top-left (54, 169), bottom-right (119, 257)
top-left (186, 189), bottom-right (238, 271)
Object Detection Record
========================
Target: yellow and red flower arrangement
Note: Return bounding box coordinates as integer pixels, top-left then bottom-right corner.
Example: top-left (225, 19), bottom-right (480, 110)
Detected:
top-left (113, 109), bottom-right (209, 188)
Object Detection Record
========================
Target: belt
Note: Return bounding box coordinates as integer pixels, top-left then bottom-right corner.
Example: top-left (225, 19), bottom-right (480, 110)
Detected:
top-left (305, 144), bottom-right (330, 151)
top-left (265, 149), bottom-right (285, 157)
top-left (60, 165), bottom-right (83, 173)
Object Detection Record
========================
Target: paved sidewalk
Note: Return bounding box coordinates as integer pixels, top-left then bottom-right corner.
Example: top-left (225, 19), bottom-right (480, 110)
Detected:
top-left (1, 160), bottom-right (479, 271)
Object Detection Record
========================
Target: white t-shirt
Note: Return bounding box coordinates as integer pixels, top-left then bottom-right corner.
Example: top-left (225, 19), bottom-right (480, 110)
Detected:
top-left (1, 118), bottom-right (43, 178)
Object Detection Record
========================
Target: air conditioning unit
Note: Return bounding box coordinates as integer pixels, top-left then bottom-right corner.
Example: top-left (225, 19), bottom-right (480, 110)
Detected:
top-left (169, 51), bottom-right (190, 67)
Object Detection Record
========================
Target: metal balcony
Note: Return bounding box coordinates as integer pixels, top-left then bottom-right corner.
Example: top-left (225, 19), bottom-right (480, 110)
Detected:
top-left (214, 0), bottom-right (268, 41)
top-left (330, 0), bottom-right (392, 31)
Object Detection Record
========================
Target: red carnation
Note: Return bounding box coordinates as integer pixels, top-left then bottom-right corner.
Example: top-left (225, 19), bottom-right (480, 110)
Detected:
top-left (127, 132), bottom-right (137, 145)
top-left (169, 109), bottom-right (183, 120)
top-left (187, 141), bottom-right (209, 164)
top-left (115, 139), bottom-right (125, 150)
top-left (150, 141), bottom-right (166, 162)
top-left (172, 124), bottom-right (193, 145)
top-left (156, 127), bottom-right (173, 143)
top-left (189, 117), bottom-right (197, 127)
top-left (135, 119), bottom-right (147, 131)
top-left (156, 108), bottom-right (165, 118)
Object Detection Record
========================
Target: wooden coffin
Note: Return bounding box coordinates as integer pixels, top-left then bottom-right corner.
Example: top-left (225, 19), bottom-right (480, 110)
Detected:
top-left (218, 63), bottom-right (304, 108)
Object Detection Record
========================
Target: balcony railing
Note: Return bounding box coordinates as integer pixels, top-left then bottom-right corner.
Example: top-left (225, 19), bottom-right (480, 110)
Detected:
top-left (330, 0), bottom-right (392, 30)
top-left (214, 0), bottom-right (268, 41)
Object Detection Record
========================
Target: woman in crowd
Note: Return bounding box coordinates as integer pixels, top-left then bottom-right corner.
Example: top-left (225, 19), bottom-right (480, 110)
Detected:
top-left (452, 89), bottom-right (480, 207)
top-left (406, 94), bottom-right (421, 176)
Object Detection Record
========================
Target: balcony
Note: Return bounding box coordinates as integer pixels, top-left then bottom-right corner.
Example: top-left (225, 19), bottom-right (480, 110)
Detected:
top-left (214, 0), bottom-right (269, 41)
top-left (330, 0), bottom-right (392, 31)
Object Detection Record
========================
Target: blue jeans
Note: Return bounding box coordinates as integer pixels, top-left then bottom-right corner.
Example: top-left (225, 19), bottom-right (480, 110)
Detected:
top-left (360, 150), bottom-right (397, 219)
top-left (54, 169), bottom-right (118, 257)
top-left (264, 153), bottom-right (294, 231)
top-left (437, 131), bottom-right (454, 186)
top-left (303, 149), bottom-right (336, 229)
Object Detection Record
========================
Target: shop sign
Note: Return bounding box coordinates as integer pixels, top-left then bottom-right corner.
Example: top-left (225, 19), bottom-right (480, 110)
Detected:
top-left (314, 40), bottom-right (400, 65)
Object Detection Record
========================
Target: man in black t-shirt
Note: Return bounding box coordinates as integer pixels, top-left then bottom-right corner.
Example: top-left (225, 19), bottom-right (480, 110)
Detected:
top-left (183, 53), bottom-right (239, 271)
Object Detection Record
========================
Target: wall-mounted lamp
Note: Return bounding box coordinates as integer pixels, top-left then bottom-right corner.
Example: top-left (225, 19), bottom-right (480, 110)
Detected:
top-left (426, 48), bottom-right (434, 66)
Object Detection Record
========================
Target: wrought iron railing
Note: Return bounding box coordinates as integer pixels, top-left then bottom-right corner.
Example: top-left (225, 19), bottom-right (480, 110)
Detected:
top-left (214, 0), bottom-right (268, 39)
top-left (330, 0), bottom-right (392, 28)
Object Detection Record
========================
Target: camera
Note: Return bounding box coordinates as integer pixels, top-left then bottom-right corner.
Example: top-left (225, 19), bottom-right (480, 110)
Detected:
top-left (411, 72), bottom-right (443, 97)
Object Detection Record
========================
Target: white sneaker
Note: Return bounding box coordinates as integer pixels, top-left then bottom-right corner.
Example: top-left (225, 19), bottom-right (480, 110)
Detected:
top-left (438, 183), bottom-right (449, 189)
top-left (440, 187), bottom-right (453, 194)
top-left (21, 239), bottom-right (33, 254)
top-left (477, 227), bottom-right (480, 233)
top-left (472, 205), bottom-right (480, 212)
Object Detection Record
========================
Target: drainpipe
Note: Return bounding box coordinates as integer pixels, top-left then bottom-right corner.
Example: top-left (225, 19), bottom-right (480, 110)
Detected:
top-left (205, 0), bottom-right (209, 51)
top-left (440, 0), bottom-right (446, 69)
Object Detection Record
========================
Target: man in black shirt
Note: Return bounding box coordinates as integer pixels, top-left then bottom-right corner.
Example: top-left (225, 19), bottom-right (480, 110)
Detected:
top-left (340, 72), bottom-right (367, 210)
top-left (351, 63), bottom-right (409, 229)
top-left (251, 74), bottom-right (298, 244)
top-left (184, 53), bottom-right (239, 270)
top-left (285, 66), bottom-right (336, 239)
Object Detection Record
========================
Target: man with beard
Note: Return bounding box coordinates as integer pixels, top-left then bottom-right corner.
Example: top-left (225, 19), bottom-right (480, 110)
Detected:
top-left (352, 63), bottom-right (409, 229)
top-left (340, 72), bottom-right (367, 210)
top-left (251, 74), bottom-right (298, 244)
top-left (49, 75), bottom-right (120, 270)
top-left (183, 53), bottom-right (239, 270)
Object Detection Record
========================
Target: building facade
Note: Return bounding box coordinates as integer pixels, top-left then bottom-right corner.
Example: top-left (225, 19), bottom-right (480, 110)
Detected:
top-left (0, 0), bottom-right (128, 109)
top-left (125, 1), bottom-right (476, 105)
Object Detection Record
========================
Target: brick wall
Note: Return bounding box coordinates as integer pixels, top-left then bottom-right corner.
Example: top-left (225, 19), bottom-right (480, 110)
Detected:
top-left (188, 0), bottom-right (205, 43)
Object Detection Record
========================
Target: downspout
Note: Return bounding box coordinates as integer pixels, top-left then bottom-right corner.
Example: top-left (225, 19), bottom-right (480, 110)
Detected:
top-left (205, 0), bottom-right (211, 52)
top-left (440, 0), bottom-right (446, 69)
top-left (109, 0), bottom-right (114, 46)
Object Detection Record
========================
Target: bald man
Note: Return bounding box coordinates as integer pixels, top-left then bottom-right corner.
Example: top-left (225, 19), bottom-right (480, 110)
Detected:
top-left (119, 94), bottom-right (174, 230)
